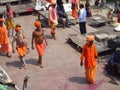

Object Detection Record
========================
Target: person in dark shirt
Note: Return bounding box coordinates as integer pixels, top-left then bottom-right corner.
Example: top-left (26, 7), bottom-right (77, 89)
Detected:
top-left (57, 0), bottom-right (70, 28)
top-left (57, 0), bottom-right (63, 5)
top-left (107, 47), bottom-right (120, 77)
top-left (85, 2), bottom-right (92, 17)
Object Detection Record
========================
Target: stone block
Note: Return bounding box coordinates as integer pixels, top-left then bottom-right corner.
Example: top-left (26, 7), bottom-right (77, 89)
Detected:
top-left (95, 33), bottom-right (108, 42)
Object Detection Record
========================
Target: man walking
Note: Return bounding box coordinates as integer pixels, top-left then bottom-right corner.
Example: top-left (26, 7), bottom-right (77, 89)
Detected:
top-left (12, 24), bottom-right (28, 69)
top-left (4, 3), bottom-right (15, 37)
top-left (80, 35), bottom-right (99, 84)
top-left (48, 0), bottom-right (58, 40)
top-left (31, 20), bottom-right (48, 68)
top-left (78, 4), bottom-right (87, 34)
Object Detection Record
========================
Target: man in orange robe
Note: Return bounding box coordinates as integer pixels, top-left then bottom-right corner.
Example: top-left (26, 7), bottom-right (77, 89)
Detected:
top-left (0, 18), bottom-right (12, 57)
top-left (32, 20), bottom-right (48, 68)
top-left (12, 24), bottom-right (28, 69)
top-left (80, 35), bottom-right (99, 84)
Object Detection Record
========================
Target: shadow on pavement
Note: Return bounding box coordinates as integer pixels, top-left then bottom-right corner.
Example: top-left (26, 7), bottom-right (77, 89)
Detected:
top-left (69, 76), bottom-right (88, 84)
top-left (45, 34), bottom-right (54, 39)
top-left (25, 58), bottom-right (39, 66)
top-left (0, 53), bottom-right (8, 57)
top-left (68, 34), bottom-right (77, 37)
top-left (5, 60), bottom-right (21, 68)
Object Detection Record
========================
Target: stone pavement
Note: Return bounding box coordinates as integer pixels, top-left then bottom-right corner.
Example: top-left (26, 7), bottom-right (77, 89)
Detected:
top-left (0, 16), bottom-right (119, 90)
top-left (0, 1), bottom-right (120, 90)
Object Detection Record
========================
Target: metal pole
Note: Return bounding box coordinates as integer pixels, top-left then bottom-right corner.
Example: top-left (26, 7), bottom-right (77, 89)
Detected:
top-left (23, 76), bottom-right (30, 90)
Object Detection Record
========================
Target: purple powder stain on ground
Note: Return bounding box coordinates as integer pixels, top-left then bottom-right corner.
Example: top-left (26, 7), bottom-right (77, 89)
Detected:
top-left (57, 82), bottom-right (69, 90)
top-left (85, 80), bottom-right (104, 90)
top-left (63, 83), bottom-right (69, 90)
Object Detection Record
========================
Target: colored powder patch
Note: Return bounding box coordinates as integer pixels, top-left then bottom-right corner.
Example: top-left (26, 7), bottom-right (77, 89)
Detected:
top-left (85, 79), bottom-right (104, 90)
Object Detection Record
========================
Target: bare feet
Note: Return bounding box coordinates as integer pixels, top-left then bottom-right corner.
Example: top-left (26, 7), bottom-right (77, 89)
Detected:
top-left (6, 53), bottom-right (12, 58)
top-left (23, 66), bottom-right (27, 69)
top-left (88, 82), bottom-right (95, 85)
top-left (22, 64), bottom-right (27, 69)
top-left (54, 36), bottom-right (57, 40)
top-left (40, 64), bottom-right (43, 68)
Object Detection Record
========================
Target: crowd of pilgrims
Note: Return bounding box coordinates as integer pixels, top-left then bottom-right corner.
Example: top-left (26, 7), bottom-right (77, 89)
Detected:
top-left (0, 0), bottom-right (120, 84)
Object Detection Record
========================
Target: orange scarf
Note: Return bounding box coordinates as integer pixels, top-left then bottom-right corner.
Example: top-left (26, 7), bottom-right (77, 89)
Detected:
top-left (80, 43), bottom-right (98, 68)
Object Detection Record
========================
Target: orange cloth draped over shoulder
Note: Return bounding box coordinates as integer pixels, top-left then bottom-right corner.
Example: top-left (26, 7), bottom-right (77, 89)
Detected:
top-left (35, 42), bottom-right (45, 56)
top-left (15, 31), bottom-right (27, 57)
top-left (80, 43), bottom-right (98, 67)
top-left (80, 43), bottom-right (98, 68)
top-left (80, 35), bottom-right (98, 84)
top-left (17, 45), bottom-right (27, 57)
top-left (80, 43), bottom-right (98, 83)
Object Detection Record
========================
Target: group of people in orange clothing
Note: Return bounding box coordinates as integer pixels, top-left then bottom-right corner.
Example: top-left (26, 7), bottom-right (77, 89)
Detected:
top-left (0, 17), bottom-right (48, 69)
top-left (0, 0), bottom-right (99, 85)
top-left (0, 3), bottom-right (48, 69)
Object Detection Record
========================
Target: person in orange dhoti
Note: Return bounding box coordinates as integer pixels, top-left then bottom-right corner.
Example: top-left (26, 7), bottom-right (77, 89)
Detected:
top-left (4, 3), bottom-right (15, 37)
top-left (32, 20), bottom-right (48, 68)
top-left (48, 0), bottom-right (58, 40)
top-left (0, 18), bottom-right (12, 57)
top-left (80, 35), bottom-right (99, 84)
top-left (71, 0), bottom-right (79, 19)
top-left (12, 24), bottom-right (28, 69)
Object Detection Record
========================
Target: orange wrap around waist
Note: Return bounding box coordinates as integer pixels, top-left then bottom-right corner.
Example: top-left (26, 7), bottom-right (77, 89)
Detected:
top-left (35, 43), bottom-right (45, 56)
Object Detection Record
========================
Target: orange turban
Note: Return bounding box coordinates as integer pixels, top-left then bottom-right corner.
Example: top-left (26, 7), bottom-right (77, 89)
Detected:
top-left (86, 35), bottom-right (94, 42)
top-left (51, 0), bottom-right (56, 4)
top-left (0, 18), bottom-right (3, 22)
top-left (34, 21), bottom-right (41, 27)
top-left (15, 27), bottom-right (21, 31)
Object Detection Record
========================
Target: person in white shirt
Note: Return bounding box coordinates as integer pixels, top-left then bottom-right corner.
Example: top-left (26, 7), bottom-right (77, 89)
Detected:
top-left (78, 3), bottom-right (87, 34)
top-left (35, 0), bottom-right (46, 11)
